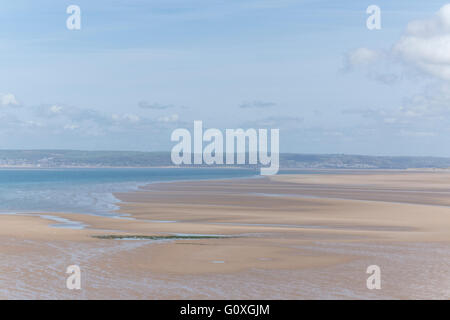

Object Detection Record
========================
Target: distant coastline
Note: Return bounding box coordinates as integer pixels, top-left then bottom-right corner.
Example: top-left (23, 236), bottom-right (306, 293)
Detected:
top-left (1, 150), bottom-right (450, 169)
top-left (1, 166), bottom-right (450, 173)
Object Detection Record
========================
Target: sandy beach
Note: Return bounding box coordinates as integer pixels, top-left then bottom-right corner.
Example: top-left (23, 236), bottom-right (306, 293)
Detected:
top-left (0, 170), bottom-right (449, 299)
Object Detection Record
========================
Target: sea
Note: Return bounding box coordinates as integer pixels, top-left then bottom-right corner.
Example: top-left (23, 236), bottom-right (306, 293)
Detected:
top-left (0, 168), bottom-right (259, 216)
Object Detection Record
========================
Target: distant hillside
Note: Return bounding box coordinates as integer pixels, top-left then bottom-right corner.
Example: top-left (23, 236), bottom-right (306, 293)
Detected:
top-left (0, 150), bottom-right (450, 169)
top-left (279, 154), bottom-right (450, 169)
top-left (0, 150), bottom-right (170, 167)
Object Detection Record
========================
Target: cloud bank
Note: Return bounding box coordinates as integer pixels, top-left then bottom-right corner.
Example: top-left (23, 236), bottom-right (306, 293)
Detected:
top-left (346, 4), bottom-right (450, 82)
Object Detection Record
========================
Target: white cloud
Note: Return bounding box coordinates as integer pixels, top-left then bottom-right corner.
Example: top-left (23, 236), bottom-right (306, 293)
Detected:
top-left (405, 4), bottom-right (450, 37)
top-left (344, 48), bottom-right (381, 69)
top-left (393, 4), bottom-right (450, 80)
top-left (23, 120), bottom-right (44, 128)
top-left (343, 48), bottom-right (398, 84)
top-left (123, 114), bottom-right (140, 123)
top-left (343, 4), bottom-right (450, 138)
top-left (157, 113), bottom-right (179, 123)
top-left (112, 113), bottom-right (140, 123)
top-left (0, 93), bottom-right (20, 107)
top-left (342, 83), bottom-right (450, 137)
top-left (0, 98), bottom-right (185, 140)
top-left (345, 4), bottom-right (450, 82)
top-left (49, 105), bottom-right (63, 114)
top-left (63, 123), bottom-right (79, 130)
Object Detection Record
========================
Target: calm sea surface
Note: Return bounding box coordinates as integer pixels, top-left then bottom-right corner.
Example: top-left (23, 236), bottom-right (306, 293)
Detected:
top-left (0, 168), bottom-right (259, 215)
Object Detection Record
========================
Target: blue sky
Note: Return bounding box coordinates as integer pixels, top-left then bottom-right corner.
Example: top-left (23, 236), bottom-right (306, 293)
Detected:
top-left (1, 0), bottom-right (450, 156)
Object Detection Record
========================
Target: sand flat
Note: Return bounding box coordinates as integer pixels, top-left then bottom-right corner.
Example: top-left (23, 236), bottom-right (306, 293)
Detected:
top-left (0, 171), bottom-right (449, 299)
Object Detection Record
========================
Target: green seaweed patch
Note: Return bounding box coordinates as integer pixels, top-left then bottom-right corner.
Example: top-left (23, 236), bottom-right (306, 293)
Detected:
top-left (92, 234), bottom-right (233, 240)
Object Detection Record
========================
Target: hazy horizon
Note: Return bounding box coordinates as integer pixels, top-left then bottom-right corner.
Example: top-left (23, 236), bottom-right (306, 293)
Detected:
top-left (1, 148), bottom-right (450, 159)
top-left (2, 148), bottom-right (450, 158)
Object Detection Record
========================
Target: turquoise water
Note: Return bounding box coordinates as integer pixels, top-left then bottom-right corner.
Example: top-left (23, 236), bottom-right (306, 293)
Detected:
top-left (0, 168), bottom-right (258, 215)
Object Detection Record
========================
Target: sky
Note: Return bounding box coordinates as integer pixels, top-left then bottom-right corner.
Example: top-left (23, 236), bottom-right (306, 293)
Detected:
top-left (1, 0), bottom-right (450, 156)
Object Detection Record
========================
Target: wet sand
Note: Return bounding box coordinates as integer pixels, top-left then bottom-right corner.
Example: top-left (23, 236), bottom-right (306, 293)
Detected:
top-left (0, 171), bottom-right (449, 299)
